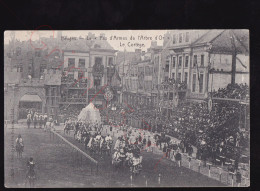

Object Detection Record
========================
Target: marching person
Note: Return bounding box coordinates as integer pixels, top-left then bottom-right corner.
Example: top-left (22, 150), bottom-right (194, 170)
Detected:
top-left (37, 113), bottom-right (41, 128)
top-left (39, 114), bottom-right (43, 129)
top-left (175, 150), bottom-right (182, 167)
top-left (27, 112), bottom-right (32, 129)
top-left (147, 137), bottom-right (152, 152)
top-left (236, 170), bottom-right (242, 187)
top-left (187, 144), bottom-right (193, 157)
top-left (43, 113), bottom-right (48, 131)
top-left (33, 113), bottom-right (38, 129)
top-left (25, 157), bottom-right (36, 187)
top-left (142, 136), bottom-right (146, 147)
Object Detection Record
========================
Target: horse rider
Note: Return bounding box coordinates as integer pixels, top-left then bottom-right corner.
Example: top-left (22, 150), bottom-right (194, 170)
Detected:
top-left (27, 112), bottom-right (32, 129)
top-left (95, 132), bottom-right (102, 141)
top-left (130, 152), bottom-right (142, 169)
top-left (105, 134), bottom-right (112, 142)
top-left (16, 134), bottom-right (24, 152)
top-left (114, 137), bottom-right (121, 151)
top-left (115, 148), bottom-right (126, 162)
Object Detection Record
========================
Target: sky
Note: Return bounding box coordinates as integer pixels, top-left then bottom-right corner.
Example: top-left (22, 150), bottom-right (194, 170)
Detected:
top-left (4, 30), bottom-right (169, 52)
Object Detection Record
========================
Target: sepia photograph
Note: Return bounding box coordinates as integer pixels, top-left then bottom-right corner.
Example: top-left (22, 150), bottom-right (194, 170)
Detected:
top-left (4, 30), bottom-right (249, 188)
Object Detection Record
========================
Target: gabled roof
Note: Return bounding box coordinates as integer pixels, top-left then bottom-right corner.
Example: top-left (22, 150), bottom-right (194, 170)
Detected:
top-left (192, 30), bottom-right (249, 54)
top-left (192, 30), bottom-right (225, 45)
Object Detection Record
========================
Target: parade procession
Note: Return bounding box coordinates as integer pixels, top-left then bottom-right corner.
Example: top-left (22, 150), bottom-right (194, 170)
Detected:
top-left (4, 30), bottom-right (250, 188)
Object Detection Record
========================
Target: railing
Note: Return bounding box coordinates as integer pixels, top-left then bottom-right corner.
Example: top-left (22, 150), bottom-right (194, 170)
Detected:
top-left (49, 129), bottom-right (99, 175)
top-left (107, 125), bottom-right (250, 187)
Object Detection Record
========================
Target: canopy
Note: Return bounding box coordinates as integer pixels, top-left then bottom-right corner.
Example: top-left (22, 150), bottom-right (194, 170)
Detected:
top-left (20, 94), bottom-right (42, 102)
top-left (77, 102), bottom-right (101, 124)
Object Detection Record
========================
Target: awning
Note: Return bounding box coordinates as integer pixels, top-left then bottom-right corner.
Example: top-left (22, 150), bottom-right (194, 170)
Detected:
top-left (20, 94), bottom-right (42, 102)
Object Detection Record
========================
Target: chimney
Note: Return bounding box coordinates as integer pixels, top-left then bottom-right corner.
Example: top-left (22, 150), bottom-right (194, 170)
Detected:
top-left (135, 49), bottom-right (141, 53)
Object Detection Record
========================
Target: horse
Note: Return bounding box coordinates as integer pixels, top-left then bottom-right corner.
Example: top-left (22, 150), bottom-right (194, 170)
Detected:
top-left (112, 150), bottom-right (127, 171)
top-left (16, 142), bottom-right (24, 158)
top-left (100, 139), bottom-right (112, 156)
top-left (129, 156), bottom-right (143, 175)
top-left (90, 139), bottom-right (100, 155)
top-left (64, 123), bottom-right (70, 135)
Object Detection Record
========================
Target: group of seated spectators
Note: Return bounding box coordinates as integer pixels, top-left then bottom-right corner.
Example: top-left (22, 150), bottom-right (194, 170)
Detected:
top-left (60, 105), bottom-right (84, 122)
top-left (61, 73), bottom-right (88, 88)
top-left (161, 78), bottom-right (187, 91)
top-left (61, 92), bottom-right (87, 103)
top-left (212, 83), bottom-right (249, 100)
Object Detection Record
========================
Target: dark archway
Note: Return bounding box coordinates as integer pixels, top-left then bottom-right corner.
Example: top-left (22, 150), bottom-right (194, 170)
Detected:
top-left (18, 94), bottom-right (42, 119)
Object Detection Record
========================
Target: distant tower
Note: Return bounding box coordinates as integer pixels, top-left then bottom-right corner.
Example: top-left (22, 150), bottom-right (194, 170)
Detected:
top-left (10, 31), bottom-right (15, 51)
top-left (9, 31), bottom-right (16, 71)
top-left (56, 31), bottom-right (62, 46)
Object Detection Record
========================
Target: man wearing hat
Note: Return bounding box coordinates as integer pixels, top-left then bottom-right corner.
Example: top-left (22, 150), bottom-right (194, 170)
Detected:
top-left (33, 113), bottom-right (38, 128)
top-left (27, 112), bottom-right (32, 129)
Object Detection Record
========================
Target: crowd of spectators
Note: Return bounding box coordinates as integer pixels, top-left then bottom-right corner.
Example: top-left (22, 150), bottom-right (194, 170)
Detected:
top-left (212, 83), bottom-right (249, 100)
top-left (61, 91), bottom-right (87, 103)
top-left (60, 105), bottom-right (84, 122)
top-left (177, 82), bottom-right (187, 90)
top-left (99, 99), bottom-right (249, 166)
top-left (61, 73), bottom-right (88, 88)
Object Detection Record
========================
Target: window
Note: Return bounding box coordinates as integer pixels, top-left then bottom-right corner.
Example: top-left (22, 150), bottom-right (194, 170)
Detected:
top-left (172, 34), bottom-right (176, 44)
top-left (17, 66), bottom-right (23, 72)
top-left (35, 50), bottom-right (41, 57)
top-left (108, 57), bottom-right (113, 65)
top-left (185, 56), bottom-right (189, 68)
top-left (95, 57), bottom-right (102, 65)
top-left (78, 71), bottom-right (84, 79)
top-left (148, 81), bottom-right (152, 90)
top-left (79, 59), bottom-right (85, 68)
top-left (16, 47), bottom-right (21, 56)
top-left (40, 66), bottom-right (45, 74)
top-left (199, 73), bottom-right (204, 93)
top-left (192, 73), bottom-right (196, 92)
top-left (178, 56), bottom-right (182, 67)
top-left (28, 66), bottom-right (32, 74)
top-left (164, 76), bottom-right (168, 82)
top-left (165, 62), bottom-right (169, 72)
top-left (172, 73), bottom-right (175, 80)
top-left (179, 33), bottom-right (183, 43)
top-left (177, 72), bottom-right (181, 82)
top-left (169, 92), bottom-right (173, 100)
top-left (172, 57), bottom-right (176, 68)
top-left (51, 88), bottom-right (55, 96)
top-left (145, 66), bottom-right (152, 76)
top-left (201, 55), bottom-right (204, 66)
top-left (94, 78), bottom-right (101, 87)
top-left (68, 58), bottom-right (75, 67)
top-left (185, 32), bottom-right (189, 42)
top-left (184, 72), bottom-right (188, 83)
top-left (193, 55), bottom-right (197, 67)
